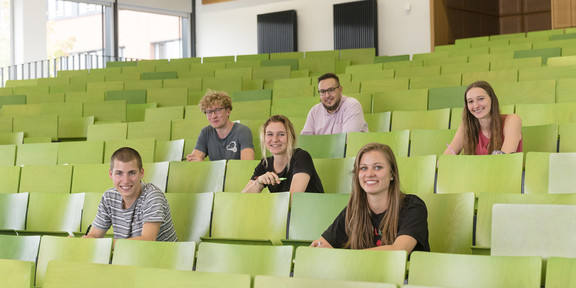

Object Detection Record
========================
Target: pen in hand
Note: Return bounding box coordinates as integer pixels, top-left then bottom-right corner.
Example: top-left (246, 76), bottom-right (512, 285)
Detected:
top-left (446, 143), bottom-right (456, 155)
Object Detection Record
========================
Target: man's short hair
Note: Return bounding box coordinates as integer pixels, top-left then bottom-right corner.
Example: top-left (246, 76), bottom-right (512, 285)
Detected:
top-left (110, 147), bottom-right (143, 170)
top-left (318, 73), bottom-right (340, 86)
top-left (199, 90), bottom-right (233, 113)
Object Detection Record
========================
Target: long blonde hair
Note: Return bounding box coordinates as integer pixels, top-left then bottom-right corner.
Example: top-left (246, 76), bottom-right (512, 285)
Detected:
top-left (344, 143), bottom-right (405, 249)
top-left (462, 81), bottom-right (503, 154)
top-left (259, 115), bottom-right (297, 170)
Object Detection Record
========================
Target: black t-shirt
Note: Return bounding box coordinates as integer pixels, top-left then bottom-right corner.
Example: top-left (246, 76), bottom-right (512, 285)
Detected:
top-left (321, 194), bottom-right (429, 252)
top-left (251, 148), bottom-right (324, 193)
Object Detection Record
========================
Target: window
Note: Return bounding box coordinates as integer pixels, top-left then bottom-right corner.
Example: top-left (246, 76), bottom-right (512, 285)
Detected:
top-left (0, 0), bottom-right (10, 67)
top-left (118, 9), bottom-right (183, 60)
top-left (47, 0), bottom-right (104, 65)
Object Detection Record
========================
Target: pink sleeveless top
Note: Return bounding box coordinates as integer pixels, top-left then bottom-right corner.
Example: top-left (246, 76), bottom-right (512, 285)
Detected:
top-left (475, 115), bottom-right (523, 155)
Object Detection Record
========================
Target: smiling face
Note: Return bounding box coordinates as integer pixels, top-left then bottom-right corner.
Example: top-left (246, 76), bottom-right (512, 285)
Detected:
top-left (264, 121), bottom-right (288, 156)
top-left (205, 105), bottom-right (231, 129)
top-left (358, 150), bottom-right (393, 196)
top-left (466, 87), bottom-right (492, 120)
top-left (318, 77), bottom-right (343, 113)
top-left (110, 159), bottom-right (144, 206)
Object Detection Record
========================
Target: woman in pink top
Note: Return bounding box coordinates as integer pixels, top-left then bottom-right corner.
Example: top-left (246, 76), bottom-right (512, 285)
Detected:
top-left (444, 80), bottom-right (523, 155)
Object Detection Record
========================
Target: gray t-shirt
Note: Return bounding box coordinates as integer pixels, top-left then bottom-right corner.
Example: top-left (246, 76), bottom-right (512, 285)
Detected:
top-left (194, 122), bottom-right (254, 161)
top-left (92, 182), bottom-right (177, 242)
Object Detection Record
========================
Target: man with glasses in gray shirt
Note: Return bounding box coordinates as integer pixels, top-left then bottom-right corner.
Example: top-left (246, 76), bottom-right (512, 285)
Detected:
top-left (301, 73), bottom-right (369, 135)
top-left (186, 90), bottom-right (255, 161)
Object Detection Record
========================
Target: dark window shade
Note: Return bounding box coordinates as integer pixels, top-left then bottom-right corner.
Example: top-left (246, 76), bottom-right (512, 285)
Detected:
top-left (334, 0), bottom-right (378, 51)
top-left (257, 10), bottom-right (297, 53)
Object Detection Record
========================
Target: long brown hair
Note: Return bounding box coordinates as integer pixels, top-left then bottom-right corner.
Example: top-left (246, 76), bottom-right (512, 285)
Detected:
top-left (344, 143), bottom-right (405, 249)
top-left (259, 115), bottom-right (297, 170)
top-left (462, 80), bottom-right (503, 155)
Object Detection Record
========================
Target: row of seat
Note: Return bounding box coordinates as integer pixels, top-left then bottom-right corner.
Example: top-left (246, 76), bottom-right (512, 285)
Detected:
top-left (4, 100), bottom-right (576, 146)
top-left (2, 235), bottom-right (575, 288)
top-left (2, 190), bottom-right (576, 255)
top-left (6, 70), bottom-right (576, 108)
top-left (1, 117), bottom-right (576, 161)
top-left (2, 151), bottom-right (576, 195)
top-left (38, 253), bottom-right (576, 288)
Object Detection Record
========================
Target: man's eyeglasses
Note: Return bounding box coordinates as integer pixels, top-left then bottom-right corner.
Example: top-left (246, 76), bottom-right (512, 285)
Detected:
top-left (318, 86), bottom-right (340, 95)
top-left (204, 107), bottom-right (226, 116)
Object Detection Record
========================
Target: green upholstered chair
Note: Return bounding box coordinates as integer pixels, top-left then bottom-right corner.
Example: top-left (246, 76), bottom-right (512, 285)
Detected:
top-left (408, 251), bottom-right (541, 288)
top-left (0, 166), bottom-right (21, 193)
top-left (36, 236), bottom-right (112, 287)
top-left (523, 152), bottom-right (551, 194)
top-left (346, 130), bottom-right (410, 157)
top-left (254, 275), bottom-right (397, 288)
top-left (0, 193), bottom-right (29, 232)
top-left (397, 155), bottom-right (436, 195)
top-left (196, 242), bottom-right (293, 277)
top-left (297, 133), bottom-right (346, 159)
top-left (164, 192), bottom-right (213, 243)
top-left (0, 234), bottom-right (40, 262)
top-left (111, 239), bottom-right (196, 270)
top-left (390, 108), bottom-right (450, 131)
top-left (166, 160), bottom-right (226, 193)
top-left (436, 153), bottom-right (523, 196)
top-left (293, 247), bottom-right (407, 286)
top-left (312, 157), bottom-right (355, 194)
top-left (282, 193), bottom-right (349, 246)
top-left (0, 259), bottom-right (35, 288)
top-left (19, 165), bottom-right (73, 194)
top-left (419, 192), bottom-right (475, 254)
top-left (204, 192), bottom-right (289, 245)
top-left (223, 159), bottom-right (262, 192)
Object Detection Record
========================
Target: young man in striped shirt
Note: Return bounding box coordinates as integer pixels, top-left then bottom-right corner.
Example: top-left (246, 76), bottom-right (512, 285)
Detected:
top-left (83, 147), bottom-right (177, 242)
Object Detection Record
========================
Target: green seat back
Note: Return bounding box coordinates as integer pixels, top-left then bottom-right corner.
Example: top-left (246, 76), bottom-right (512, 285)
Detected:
top-left (397, 155), bottom-right (437, 195)
top-left (36, 236), bottom-right (112, 287)
top-left (166, 160), bottom-right (226, 193)
top-left (196, 242), bottom-right (293, 277)
top-left (0, 193), bottom-right (28, 231)
top-left (288, 193), bottom-right (349, 242)
top-left (297, 133), bottom-right (346, 159)
top-left (112, 239), bottom-right (196, 270)
top-left (210, 192), bottom-right (289, 244)
top-left (346, 130), bottom-right (410, 157)
top-left (0, 234), bottom-right (40, 262)
top-left (408, 251), bottom-right (542, 288)
top-left (436, 153), bottom-right (524, 196)
top-left (165, 192), bottom-right (213, 243)
top-left (293, 247), bottom-right (407, 286)
top-left (419, 193), bottom-right (474, 254)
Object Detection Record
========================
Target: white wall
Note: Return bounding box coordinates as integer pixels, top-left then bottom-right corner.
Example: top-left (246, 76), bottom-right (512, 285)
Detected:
top-left (195, 0), bottom-right (431, 58)
top-left (13, 0), bottom-right (47, 64)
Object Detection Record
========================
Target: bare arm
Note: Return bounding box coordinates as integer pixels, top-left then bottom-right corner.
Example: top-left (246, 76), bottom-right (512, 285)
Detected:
top-left (288, 172), bottom-right (311, 198)
top-left (310, 236), bottom-right (334, 248)
top-left (186, 149), bottom-right (206, 162)
top-left (82, 226), bottom-right (107, 239)
top-left (366, 235), bottom-right (418, 254)
top-left (501, 114), bottom-right (522, 154)
top-left (241, 179), bottom-right (265, 193)
top-left (241, 171), bottom-right (280, 193)
top-left (444, 124), bottom-right (464, 155)
top-left (126, 222), bottom-right (161, 241)
top-left (240, 148), bottom-right (255, 160)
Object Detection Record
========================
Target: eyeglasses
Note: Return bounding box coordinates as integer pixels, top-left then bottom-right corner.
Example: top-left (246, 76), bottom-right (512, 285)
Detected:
top-left (204, 107), bottom-right (226, 116)
top-left (318, 86), bottom-right (340, 95)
